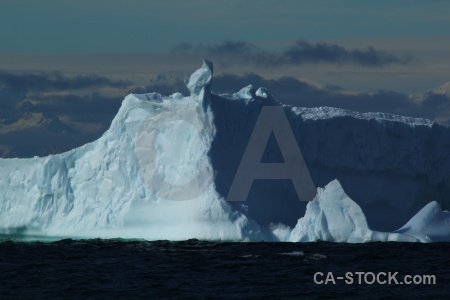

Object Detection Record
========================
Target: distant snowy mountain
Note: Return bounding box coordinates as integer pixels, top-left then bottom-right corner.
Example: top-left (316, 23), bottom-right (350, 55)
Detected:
top-left (0, 112), bottom-right (75, 158)
top-left (0, 112), bottom-right (71, 135)
top-left (433, 81), bottom-right (450, 97)
top-left (409, 81), bottom-right (450, 105)
top-left (1, 61), bottom-right (450, 242)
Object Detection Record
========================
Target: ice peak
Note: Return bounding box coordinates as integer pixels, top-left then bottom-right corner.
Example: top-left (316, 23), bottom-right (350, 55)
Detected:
top-left (409, 81), bottom-right (450, 105)
top-left (433, 81), bottom-right (450, 96)
top-left (233, 85), bottom-right (256, 100)
top-left (186, 59), bottom-right (214, 97)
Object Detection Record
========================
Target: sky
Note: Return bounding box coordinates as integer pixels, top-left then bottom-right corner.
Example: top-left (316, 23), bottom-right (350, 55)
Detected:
top-left (1, 0), bottom-right (450, 54)
top-left (0, 0), bottom-right (449, 92)
top-left (1, 0), bottom-right (450, 87)
top-left (1, 0), bottom-right (450, 157)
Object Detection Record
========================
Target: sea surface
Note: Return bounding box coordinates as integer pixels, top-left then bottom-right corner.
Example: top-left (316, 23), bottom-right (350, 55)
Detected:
top-left (0, 239), bottom-right (449, 299)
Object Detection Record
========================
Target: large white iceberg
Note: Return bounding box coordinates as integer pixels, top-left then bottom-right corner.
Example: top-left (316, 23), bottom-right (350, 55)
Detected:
top-left (0, 60), bottom-right (265, 241)
top-left (0, 60), bottom-right (449, 242)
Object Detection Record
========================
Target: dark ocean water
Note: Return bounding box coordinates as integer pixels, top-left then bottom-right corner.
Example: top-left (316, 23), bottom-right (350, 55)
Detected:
top-left (0, 239), bottom-right (449, 299)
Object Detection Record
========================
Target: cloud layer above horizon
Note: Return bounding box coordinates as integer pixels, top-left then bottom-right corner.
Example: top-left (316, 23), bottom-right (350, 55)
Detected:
top-left (172, 40), bottom-right (413, 67)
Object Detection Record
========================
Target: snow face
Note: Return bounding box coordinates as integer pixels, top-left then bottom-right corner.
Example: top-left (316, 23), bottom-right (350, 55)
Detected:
top-left (1, 60), bottom-right (450, 243)
top-left (289, 180), bottom-right (372, 243)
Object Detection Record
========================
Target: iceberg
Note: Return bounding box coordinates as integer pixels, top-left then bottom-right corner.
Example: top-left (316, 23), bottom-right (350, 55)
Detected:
top-left (289, 180), bottom-right (450, 243)
top-left (289, 179), bottom-right (373, 243)
top-left (210, 88), bottom-right (450, 231)
top-left (0, 60), bottom-right (449, 243)
top-left (394, 201), bottom-right (450, 242)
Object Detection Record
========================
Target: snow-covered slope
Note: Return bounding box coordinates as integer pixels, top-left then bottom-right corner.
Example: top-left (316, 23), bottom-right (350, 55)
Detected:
top-left (1, 60), bottom-right (450, 242)
top-left (394, 201), bottom-right (450, 242)
top-left (409, 81), bottom-right (450, 104)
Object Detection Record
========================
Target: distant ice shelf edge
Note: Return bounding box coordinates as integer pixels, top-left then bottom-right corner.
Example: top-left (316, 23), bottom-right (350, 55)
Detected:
top-left (0, 60), bottom-right (449, 243)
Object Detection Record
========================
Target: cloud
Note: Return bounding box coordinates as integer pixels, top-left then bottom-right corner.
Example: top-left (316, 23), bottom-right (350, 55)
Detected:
top-left (0, 71), bottom-right (131, 92)
top-left (172, 40), bottom-right (261, 56)
top-left (0, 85), bottom-right (27, 117)
top-left (27, 93), bottom-right (123, 123)
top-left (172, 40), bottom-right (413, 67)
top-left (280, 40), bottom-right (412, 67)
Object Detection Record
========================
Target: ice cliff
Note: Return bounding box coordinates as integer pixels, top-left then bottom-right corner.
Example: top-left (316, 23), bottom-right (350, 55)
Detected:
top-left (210, 88), bottom-right (450, 231)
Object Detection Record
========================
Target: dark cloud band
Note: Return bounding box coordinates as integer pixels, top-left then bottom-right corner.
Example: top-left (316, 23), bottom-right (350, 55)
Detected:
top-left (0, 71), bottom-right (131, 92)
top-left (172, 40), bottom-right (413, 67)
